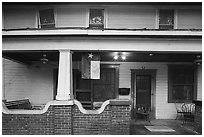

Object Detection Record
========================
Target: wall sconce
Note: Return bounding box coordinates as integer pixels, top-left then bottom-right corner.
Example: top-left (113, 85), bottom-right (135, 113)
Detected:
top-left (114, 52), bottom-right (126, 61)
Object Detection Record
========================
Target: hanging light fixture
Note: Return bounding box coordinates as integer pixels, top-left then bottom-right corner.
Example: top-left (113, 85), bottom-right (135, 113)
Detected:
top-left (40, 54), bottom-right (49, 64)
top-left (194, 55), bottom-right (202, 65)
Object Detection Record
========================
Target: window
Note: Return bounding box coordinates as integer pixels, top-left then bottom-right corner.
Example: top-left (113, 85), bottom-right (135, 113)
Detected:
top-left (39, 9), bottom-right (55, 28)
top-left (73, 64), bottom-right (119, 109)
top-left (89, 9), bottom-right (104, 29)
top-left (159, 9), bottom-right (174, 30)
top-left (168, 65), bottom-right (195, 103)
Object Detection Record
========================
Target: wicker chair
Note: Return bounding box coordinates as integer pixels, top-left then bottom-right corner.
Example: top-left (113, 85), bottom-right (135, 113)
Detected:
top-left (135, 105), bottom-right (151, 122)
top-left (175, 101), bottom-right (184, 120)
top-left (181, 103), bottom-right (195, 124)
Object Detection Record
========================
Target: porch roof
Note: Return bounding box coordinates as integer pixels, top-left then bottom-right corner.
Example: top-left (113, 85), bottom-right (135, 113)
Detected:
top-left (2, 51), bottom-right (201, 65)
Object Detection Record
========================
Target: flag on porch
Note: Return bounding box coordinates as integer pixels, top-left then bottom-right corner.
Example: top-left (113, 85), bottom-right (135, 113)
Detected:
top-left (81, 53), bottom-right (100, 79)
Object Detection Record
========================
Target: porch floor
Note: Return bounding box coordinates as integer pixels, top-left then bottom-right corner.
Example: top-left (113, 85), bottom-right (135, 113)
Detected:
top-left (130, 119), bottom-right (199, 135)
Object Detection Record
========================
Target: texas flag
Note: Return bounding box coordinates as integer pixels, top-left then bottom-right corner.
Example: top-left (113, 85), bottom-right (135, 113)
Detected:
top-left (82, 53), bottom-right (100, 79)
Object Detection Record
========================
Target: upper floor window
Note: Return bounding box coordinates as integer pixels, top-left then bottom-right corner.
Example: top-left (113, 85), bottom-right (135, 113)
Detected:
top-left (159, 9), bottom-right (174, 30)
top-left (168, 65), bottom-right (195, 103)
top-left (89, 9), bottom-right (104, 29)
top-left (39, 9), bottom-right (55, 29)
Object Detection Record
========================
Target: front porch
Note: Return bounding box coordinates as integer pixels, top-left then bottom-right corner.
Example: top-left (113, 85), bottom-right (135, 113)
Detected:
top-left (2, 36), bottom-right (202, 135)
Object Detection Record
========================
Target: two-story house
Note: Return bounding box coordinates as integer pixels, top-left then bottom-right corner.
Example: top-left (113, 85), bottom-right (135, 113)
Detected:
top-left (2, 2), bottom-right (202, 135)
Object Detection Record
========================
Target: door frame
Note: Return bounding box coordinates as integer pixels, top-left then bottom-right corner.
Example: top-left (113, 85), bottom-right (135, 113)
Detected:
top-left (131, 69), bottom-right (157, 119)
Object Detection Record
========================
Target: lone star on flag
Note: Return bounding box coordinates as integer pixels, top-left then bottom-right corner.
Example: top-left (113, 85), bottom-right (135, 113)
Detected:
top-left (88, 53), bottom-right (94, 58)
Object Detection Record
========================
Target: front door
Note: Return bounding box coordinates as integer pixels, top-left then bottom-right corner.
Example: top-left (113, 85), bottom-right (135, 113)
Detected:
top-left (136, 75), bottom-right (151, 108)
top-left (131, 70), bottom-right (156, 119)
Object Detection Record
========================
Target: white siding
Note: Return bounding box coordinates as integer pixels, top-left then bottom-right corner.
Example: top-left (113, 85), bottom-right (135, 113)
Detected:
top-left (2, 58), bottom-right (54, 105)
top-left (3, 8), bottom-right (37, 29)
top-left (177, 9), bottom-right (202, 29)
top-left (107, 7), bottom-right (156, 29)
top-left (104, 62), bottom-right (179, 119)
top-left (56, 7), bottom-right (87, 28)
top-left (197, 65), bottom-right (202, 101)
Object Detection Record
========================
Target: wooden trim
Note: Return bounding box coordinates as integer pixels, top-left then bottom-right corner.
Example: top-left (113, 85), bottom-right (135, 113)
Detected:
top-left (155, 8), bottom-right (159, 29)
top-left (53, 69), bottom-right (58, 100)
top-left (174, 9), bottom-right (178, 29)
top-left (193, 66), bottom-right (198, 100)
top-left (3, 29), bottom-right (201, 36)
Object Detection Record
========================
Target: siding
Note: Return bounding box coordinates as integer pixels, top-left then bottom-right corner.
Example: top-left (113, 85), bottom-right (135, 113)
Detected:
top-left (2, 58), bottom-right (53, 105)
top-left (2, 6), bottom-right (202, 30)
top-left (107, 7), bottom-right (156, 29)
top-left (3, 8), bottom-right (37, 29)
top-left (177, 9), bottom-right (202, 29)
top-left (56, 7), bottom-right (88, 28)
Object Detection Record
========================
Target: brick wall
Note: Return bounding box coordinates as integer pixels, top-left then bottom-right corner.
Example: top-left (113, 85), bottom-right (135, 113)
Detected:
top-left (53, 105), bottom-right (72, 135)
top-left (72, 105), bottom-right (112, 134)
top-left (193, 101), bottom-right (202, 134)
top-left (2, 106), bottom-right (54, 135)
top-left (72, 104), bottom-right (130, 135)
top-left (111, 105), bottom-right (130, 134)
top-left (2, 101), bottom-right (131, 135)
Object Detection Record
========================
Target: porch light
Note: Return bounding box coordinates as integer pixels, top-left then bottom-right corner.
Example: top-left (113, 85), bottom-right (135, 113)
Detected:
top-left (149, 53), bottom-right (154, 56)
top-left (40, 54), bottom-right (49, 64)
top-left (121, 55), bottom-right (126, 60)
top-left (113, 52), bottom-right (126, 61)
top-left (194, 55), bottom-right (202, 65)
top-left (114, 55), bottom-right (119, 60)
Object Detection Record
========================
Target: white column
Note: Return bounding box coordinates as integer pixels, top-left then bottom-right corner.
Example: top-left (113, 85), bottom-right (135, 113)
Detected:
top-left (56, 50), bottom-right (72, 100)
top-left (197, 65), bottom-right (202, 101)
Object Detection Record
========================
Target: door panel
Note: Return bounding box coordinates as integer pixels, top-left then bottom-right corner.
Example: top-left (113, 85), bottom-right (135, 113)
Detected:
top-left (136, 75), bottom-right (151, 108)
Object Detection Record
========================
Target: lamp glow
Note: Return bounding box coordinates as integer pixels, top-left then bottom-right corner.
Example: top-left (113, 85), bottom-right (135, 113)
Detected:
top-left (121, 55), bottom-right (126, 60)
top-left (114, 55), bottom-right (119, 60)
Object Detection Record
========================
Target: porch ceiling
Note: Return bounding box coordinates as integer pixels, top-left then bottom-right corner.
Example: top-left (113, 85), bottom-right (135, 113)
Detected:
top-left (2, 51), bottom-right (201, 65)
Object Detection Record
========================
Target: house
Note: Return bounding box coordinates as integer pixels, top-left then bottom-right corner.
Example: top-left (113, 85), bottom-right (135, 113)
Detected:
top-left (2, 2), bottom-right (202, 135)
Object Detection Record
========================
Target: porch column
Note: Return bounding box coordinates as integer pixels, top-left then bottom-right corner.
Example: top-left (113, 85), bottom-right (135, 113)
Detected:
top-left (56, 50), bottom-right (72, 100)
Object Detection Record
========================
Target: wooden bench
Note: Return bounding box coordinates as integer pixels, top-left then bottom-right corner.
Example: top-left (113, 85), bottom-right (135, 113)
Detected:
top-left (3, 99), bottom-right (32, 110)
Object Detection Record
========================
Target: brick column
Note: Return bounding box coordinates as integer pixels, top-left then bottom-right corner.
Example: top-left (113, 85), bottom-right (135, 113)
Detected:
top-left (193, 100), bottom-right (202, 134)
top-left (56, 50), bottom-right (72, 100)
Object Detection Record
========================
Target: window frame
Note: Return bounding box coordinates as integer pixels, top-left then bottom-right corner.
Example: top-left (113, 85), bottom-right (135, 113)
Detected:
top-left (158, 9), bottom-right (175, 30)
top-left (38, 8), bottom-right (55, 29)
top-left (89, 8), bottom-right (105, 29)
top-left (168, 65), bottom-right (196, 103)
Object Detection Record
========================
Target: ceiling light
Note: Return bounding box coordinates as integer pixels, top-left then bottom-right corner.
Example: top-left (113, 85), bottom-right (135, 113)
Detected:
top-left (149, 53), bottom-right (154, 56)
top-left (40, 54), bottom-right (48, 64)
top-left (121, 55), bottom-right (126, 60)
top-left (114, 55), bottom-right (119, 60)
